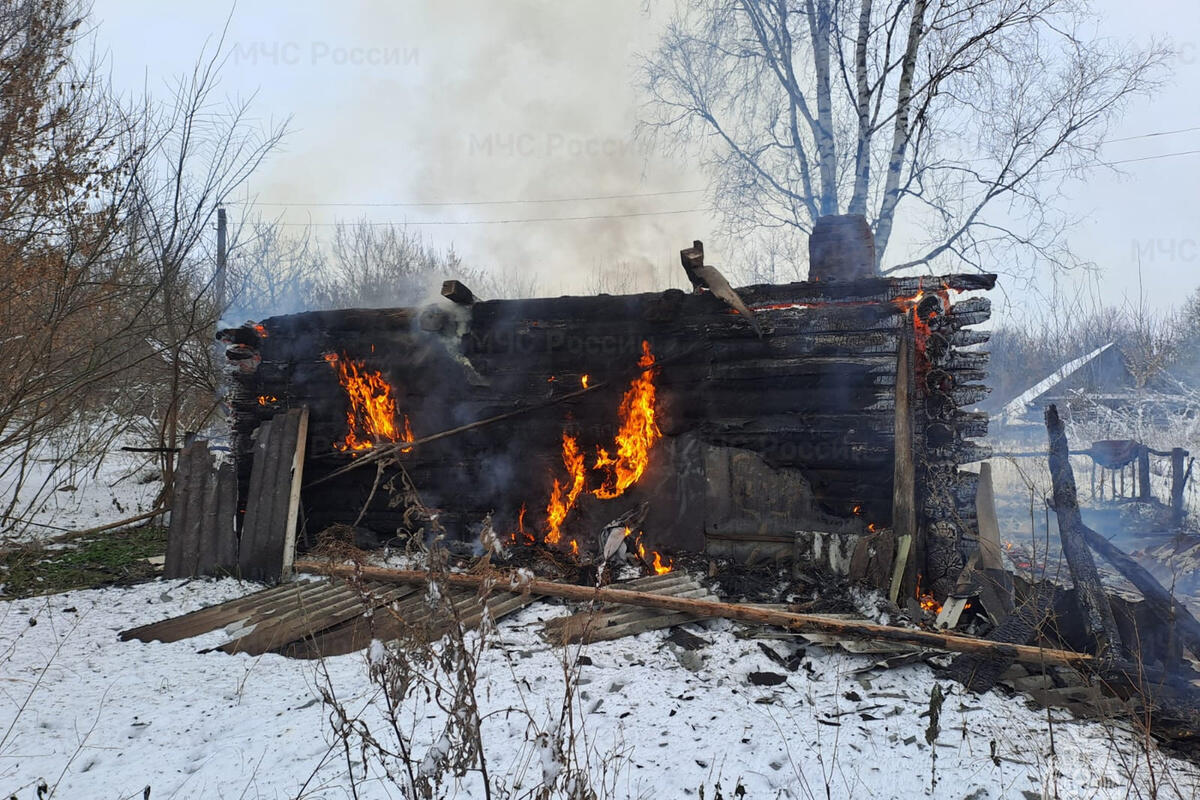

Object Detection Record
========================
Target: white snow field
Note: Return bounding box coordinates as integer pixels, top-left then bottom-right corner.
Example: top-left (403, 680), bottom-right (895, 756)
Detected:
top-left (2, 576), bottom-right (1198, 799)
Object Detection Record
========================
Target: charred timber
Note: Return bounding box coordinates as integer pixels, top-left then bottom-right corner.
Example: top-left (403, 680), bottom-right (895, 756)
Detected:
top-left (225, 274), bottom-right (995, 544)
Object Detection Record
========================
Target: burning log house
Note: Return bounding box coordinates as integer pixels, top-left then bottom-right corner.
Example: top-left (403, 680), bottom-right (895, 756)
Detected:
top-left (213, 239), bottom-right (995, 608)
top-left (145, 225), bottom-right (1200, 746)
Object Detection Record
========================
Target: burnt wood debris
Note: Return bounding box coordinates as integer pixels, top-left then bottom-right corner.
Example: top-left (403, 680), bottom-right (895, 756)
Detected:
top-left (132, 220), bottom-right (1200, 751)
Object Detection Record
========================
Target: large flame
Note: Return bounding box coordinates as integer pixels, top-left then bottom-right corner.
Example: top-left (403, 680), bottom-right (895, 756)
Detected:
top-left (545, 433), bottom-right (587, 544)
top-left (592, 341), bottom-right (662, 499)
top-left (539, 341), bottom-right (662, 547)
top-left (324, 353), bottom-right (413, 452)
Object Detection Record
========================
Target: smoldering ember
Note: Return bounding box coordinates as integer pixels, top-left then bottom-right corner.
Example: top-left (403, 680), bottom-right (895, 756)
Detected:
top-left (4, 3), bottom-right (1200, 799)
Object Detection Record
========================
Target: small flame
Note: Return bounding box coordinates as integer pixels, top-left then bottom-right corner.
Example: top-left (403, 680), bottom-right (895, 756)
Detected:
top-left (867, 523), bottom-right (879, 532)
top-left (915, 576), bottom-right (942, 616)
top-left (652, 551), bottom-right (673, 575)
top-left (325, 353), bottom-right (413, 452)
top-left (569, 539), bottom-right (579, 556)
top-left (581, 374), bottom-right (590, 389)
top-left (252, 323), bottom-right (268, 338)
top-left (593, 341), bottom-right (661, 499)
top-left (852, 505), bottom-right (862, 516)
top-left (256, 394), bottom-right (277, 406)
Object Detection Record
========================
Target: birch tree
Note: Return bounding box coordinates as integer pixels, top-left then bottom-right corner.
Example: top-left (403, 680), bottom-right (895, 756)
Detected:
top-left (639, 0), bottom-right (1170, 278)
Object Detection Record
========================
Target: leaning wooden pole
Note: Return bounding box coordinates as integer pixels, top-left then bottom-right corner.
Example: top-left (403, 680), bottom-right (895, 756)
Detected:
top-left (1045, 404), bottom-right (1123, 662)
top-left (295, 560), bottom-right (1099, 670)
top-left (1076, 519), bottom-right (1200, 659)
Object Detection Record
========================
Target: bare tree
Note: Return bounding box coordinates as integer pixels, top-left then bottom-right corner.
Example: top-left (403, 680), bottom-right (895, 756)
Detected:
top-left (0, 0), bottom-right (151, 526)
top-left (639, 0), bottom-right (1170, 277)
top-left (226, 219), bottom-right (323, 322)
top-left (125, 23), bottom-right (288, 497)
top-left (315, 220), bottom-right (503, 308)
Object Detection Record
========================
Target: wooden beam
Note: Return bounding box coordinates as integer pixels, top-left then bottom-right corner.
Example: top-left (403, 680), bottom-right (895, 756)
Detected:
top-left (441, 280), bottom-right (476, 305)
top-left (1045, 404), bottom-right (1123, 661)
top-left (281, 407), bottom-right (309, 579)
top-left (295, 561), bottom-right (1099, 669)
top-left (892, 322), bottom-right (920, 600)
top-left (975, 462), bottom-right (1003, 570)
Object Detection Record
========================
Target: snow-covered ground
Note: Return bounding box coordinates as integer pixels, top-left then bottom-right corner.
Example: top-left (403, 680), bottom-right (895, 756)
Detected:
top-left (0, 437), bottom-right (164, 546)
top-left (2, 577), bottom-right (1198, 799)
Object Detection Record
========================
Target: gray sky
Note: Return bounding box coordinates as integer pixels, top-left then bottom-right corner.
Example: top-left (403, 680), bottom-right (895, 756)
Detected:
top-left (92, 0), bottom-right (1200, 316)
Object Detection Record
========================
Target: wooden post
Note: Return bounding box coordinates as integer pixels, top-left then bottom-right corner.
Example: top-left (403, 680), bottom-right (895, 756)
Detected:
top-left (892, 324), bottom-right (918, 602)
top-left (1171, 448), bottom-right (1188, 526)
top-left (215, 206), bottom-right (227, 314)
top-left (1045, 404), bottom-right (1123, 661)
top-left (1138, 446), bottom-right (1151, 501)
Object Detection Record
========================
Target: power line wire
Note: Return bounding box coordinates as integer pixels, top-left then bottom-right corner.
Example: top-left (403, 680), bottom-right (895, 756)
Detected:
top-left (239, 125), bottom-right (1200, 209)
top-left (258, 146), bottom-right (1200, 227)
top-left (1103, 125), bottom-right (1200, 143)
top-left (270, 207), bottom-right (713, 226)
top-left (242, 187), bottom-right (707, 209)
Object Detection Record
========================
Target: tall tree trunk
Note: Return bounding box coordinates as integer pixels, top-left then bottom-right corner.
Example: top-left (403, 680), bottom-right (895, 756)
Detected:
top-left (804, 0), bottom-right (839, 216)
top-left (871, 0), bottom-right (926, 268)
top-left (847, 0), bottom-right (874, 215)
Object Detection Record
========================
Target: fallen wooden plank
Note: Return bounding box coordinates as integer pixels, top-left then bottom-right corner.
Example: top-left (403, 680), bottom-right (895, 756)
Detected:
top-left (295, 561), bottom-right (1101, 669)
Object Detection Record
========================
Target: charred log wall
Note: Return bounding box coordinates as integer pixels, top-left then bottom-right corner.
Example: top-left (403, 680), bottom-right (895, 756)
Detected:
top-left (222, 274), bottom-right (994, 555)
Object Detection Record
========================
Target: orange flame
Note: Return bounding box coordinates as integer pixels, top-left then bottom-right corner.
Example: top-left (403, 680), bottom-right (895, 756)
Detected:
top-left (256, 394), bottom-right (277, 406)
top-left (252, 323), bottom-right (268, 338)
top-left (581, 374), bottom-right (590, 389)
top-left (593, 341), bottom-right (661, 499)
top-left (569, 539), bottom-right (579, 556)
top-left (634, 540), bottom-right (672, 575)
top-left (325, 353), bottom-right (413, 452)
top-left (915, 576), bottom-right (942, 615)
top-left (891, 280), bottom-right (955, 360)
top-left (545, 433), bottom-right (586, 544)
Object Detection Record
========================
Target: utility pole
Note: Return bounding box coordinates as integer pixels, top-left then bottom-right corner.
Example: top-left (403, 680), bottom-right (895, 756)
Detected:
top-left (215, 206), bottom-right (227, 316)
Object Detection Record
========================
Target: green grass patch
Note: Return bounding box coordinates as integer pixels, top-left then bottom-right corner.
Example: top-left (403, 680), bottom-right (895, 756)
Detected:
top-left (0, 525), bottom-right (168, 599)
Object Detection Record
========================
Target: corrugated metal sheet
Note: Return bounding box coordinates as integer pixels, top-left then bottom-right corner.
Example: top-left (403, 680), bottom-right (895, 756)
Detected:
top-left (120, 575), bottom-right (538, 658)
top-left (163, 440), bottom-right (237, 578)
top-left (541, 572), bottom-right (719, 644)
